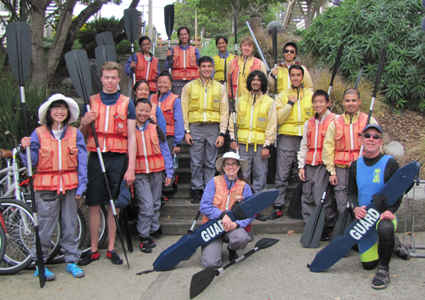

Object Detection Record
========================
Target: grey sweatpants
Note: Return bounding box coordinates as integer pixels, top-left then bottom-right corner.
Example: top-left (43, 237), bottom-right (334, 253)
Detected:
top-left (134, 172), bottom-right (163, 238)
top-left (163, 135), bottom-right (175, 192)
top-left (239, 144), bottom-right (268, 193)
top-left (301, 164), bottom-right (335, 227)
top-left (200, 228), bottom-right (252, 269)
top-left (189, 123), bottom-right (219, 191)
top-left (335, 166), bottom-right (350, 213)
top-left (31, 189), bottom-right (81, 263)
top-left (274, 135), bottom-right (302, 207)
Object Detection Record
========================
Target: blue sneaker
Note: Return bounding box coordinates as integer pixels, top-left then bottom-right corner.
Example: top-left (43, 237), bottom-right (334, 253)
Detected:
top-left (34, 267), bottom-right (56, 281)
top-left (66, 263), bottom-right (85, 278)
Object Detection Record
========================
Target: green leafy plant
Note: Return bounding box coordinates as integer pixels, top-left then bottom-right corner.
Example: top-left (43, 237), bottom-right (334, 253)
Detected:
top-left (299, 0), bottom-right (425, 111)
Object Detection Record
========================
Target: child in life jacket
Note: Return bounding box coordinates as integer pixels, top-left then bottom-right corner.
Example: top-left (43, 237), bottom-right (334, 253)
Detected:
top-left (20, 94), bottom-right (88, 280)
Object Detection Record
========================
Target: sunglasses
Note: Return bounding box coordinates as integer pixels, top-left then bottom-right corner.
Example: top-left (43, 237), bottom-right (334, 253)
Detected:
top-left (363, 133), bottom-right (381, 140)
top-left (284, 49), bottom-right (295, 54)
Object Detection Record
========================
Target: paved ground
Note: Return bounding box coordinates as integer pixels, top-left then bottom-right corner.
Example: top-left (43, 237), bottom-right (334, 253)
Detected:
top-left (1, 232), bottom-right (425, 300)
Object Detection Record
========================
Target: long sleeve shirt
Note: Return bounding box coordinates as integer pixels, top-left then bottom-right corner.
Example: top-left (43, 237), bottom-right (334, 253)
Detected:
top-left (155, 106), bottom-right (167, 135)
top-left (156, 90), bottom-right (185, 146)
top-left (136, 121), bottom-right (173, 178)
top-left (181, 78), bottom-right (229, 134)
top-left (124, 52), bottom-right (160, 77)
top-left (322, 111), bottom-right (377, 175)
top-left (20, 125), bottom-right (88, 196)
top-left (228, 93), bottom-right (277, 147)
top-left (163, 44), bottom-right (201, 71)
top-left (200, 174), bottom-right (254, 228)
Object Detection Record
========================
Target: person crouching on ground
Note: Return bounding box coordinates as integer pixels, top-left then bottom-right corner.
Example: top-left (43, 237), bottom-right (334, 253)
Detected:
top-left (20, 94), bottom-right (87, 280)
top-left (133, 98), bottom-right (173, 253)
top-left (199, 152), bottom-right (253, 269)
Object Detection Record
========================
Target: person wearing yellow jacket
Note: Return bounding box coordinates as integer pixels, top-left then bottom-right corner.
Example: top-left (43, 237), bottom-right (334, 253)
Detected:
top-left (181, 56), bottom-right (229, 203)
top-left (270, 64), bottom-right (314, 219)
top-left (268, 42), bottom-right (314, 94)
top-left (212, 36), bottom-right (235, 85)
top-left (322, 88), bottom-right (378, 214)
top-left (229, 70), bottom-right (277, 194)
top-left (227, 37), bottom-right (267, 99)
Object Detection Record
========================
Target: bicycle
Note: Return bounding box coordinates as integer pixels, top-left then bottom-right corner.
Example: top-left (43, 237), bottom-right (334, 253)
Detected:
top-left (0, 212), bottom-right (6, 263)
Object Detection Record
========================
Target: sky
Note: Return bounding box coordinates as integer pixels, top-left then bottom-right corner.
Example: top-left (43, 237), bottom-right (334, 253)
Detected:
top-left (74, 0), bottom-right (175, 38)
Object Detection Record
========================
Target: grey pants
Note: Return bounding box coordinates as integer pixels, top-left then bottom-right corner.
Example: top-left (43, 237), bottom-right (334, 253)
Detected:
top-left (335, 167), bottom-right (350, 213)
top-left (31, 189), bottom-right (81, 263)
top-left (163, 135), bottom-right (175, 192)
top-left (301, 164), bottom-right (335, 227)
top-left (274, 135), bottom-right (302, 207)
top-left (134, 172), bottom-right (163, 238)
top-left (201, 228), bottom-right (252, 269)
top-left (189, 123), bottom-right (219, 191)
top-left (239, 144), bottom-right (268, 193)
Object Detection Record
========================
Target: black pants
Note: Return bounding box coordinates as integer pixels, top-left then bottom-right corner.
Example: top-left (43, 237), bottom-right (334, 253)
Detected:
top-left (362, 219), bottom-right (394, 270)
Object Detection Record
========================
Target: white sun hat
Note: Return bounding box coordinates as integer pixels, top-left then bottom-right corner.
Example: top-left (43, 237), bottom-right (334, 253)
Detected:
top-left (38, 94), bottom-right (80, 125)
top-left (215, 151), bottom-right (248, 173)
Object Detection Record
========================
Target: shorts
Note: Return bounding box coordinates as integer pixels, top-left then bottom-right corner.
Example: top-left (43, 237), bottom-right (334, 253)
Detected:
top-left (85, 152), bottom-right (127, 206)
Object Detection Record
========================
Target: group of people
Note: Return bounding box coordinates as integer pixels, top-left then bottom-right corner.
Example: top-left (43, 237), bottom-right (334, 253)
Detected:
top-left (21, 26), bottom-right (409, 290)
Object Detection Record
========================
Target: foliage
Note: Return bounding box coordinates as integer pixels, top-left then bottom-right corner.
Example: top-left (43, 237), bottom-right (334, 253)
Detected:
top-left (0, 53), bottom-right (47, 151)
top-left (403, 136), bottom-right (425, 178)
top-left (116, 39), bottom-right (131, 56)
top-left (299, 0), bottom-right (425, 111)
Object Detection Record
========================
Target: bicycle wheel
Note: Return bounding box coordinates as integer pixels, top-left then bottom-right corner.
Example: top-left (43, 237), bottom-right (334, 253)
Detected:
top-left (78, 198), bottom-right (108, 256)
top-left (0, 199), bottom-right (34, 275)
top-left (45, 208), bottom-right (86, 264)
top-left (0, 220), bottom-right (6, 263)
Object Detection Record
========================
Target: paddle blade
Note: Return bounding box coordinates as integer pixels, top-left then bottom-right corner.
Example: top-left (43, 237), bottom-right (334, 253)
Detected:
top-left (300, 201), bottom-right (325, 248)
top-left (329, 207), bottom-right (354, 242)
top-left (65, 50), bottom-right (92, 104)
top-left (255, 237), bottom-right (279, 249)
top-left (164, 4), bottom-right (175, 40)
top-left (96, 31), bottom-right (115, 47)
top-left (354, 67), bottom-right (363, 89)
top-left (124, 8), bottom-right (140, 43)
top-left (287, 181), bottom-right (303, 219)
top-left (6, 22), bottom-right (31, 86)
top-left (90, 61), bottom-right (102, 94)
top-left (190, 268), bottom-right (219, 299)
top-left (329, 44), bottom-right (344, 87)
top-left (95, 45), bottom-right (117, 70)
top-left (272, 27), bottom-right (278, 63)
top-left (372, 48), bottom-right (386, 97)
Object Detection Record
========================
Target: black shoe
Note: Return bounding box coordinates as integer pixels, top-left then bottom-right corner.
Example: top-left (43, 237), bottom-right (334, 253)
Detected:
top-left (255, 213), bottom-right (267, 221)
top-left (161, 194), bottom-right (169, 206)
top-left (191, 189), bottom-right (201, 204)
top-left (228, 247), bottom-right (238, 262)
top-left (140, 238), bottom-right (152, 253)
top-left (106, 250), bottom-right (123, 265)
top-left (78, 250), bottom-right (100, 266)
top-left (149, 237), bottom-right (157, 248)
top-left (320, 227), bottom-right (331, 241)
top-left (151, 227), bottom-right (163, 239)
top-left (268, 208), bottom-right (282, 220)
top-left (393, 236), bottom-right (410, 260)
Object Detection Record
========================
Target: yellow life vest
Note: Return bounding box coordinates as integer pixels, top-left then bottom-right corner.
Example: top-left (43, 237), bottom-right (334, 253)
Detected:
top-left (237, 93), bottom-right (273, 151)
top-left (276, 64), bottom-right (308, 94)
top-left (278, 88), bottom-right (314, 136)
top-left (188, 79), bottom-right (222, 123)
top-left (213, 53), bottom-right (235, 82)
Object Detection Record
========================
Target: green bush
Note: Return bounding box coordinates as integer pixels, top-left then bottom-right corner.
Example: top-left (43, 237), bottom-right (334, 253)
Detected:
top-left (299, 0), bottom-right (425, 111)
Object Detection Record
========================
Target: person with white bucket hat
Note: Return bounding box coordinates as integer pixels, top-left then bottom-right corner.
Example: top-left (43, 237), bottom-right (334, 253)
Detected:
top-left (199, 152), bottom-right (254, 269)
top-left (20, 93), bottom-right (88, 280)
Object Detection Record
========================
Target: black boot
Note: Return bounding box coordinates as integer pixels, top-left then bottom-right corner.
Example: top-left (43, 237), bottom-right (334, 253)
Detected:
top-left (228, 247), bottom-right (238, 262)
top-left (191, 189), bottom-right (201, 204)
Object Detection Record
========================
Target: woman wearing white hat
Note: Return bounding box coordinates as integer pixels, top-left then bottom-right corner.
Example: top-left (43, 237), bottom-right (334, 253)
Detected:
top-left (20, 94), bottom-right (88, 280)
top-left (199, 152), bottom-right (254, 269)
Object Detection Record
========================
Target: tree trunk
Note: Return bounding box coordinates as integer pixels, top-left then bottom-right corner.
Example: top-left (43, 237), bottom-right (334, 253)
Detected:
top-left (249, 13), bottom-right (262, 32)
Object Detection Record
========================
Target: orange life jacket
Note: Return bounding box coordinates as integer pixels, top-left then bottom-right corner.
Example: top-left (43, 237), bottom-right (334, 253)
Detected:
top-left (202, 176), bottom-right (246, 224)
top-left (151, 93), bottom-right (179, 136)
top-left (34, 125), bottom-right (79, 194)
top-left (149, 102), bottom-right (157, 121)
top-left (227, 57), bottom-right (261, 98)
top-left (305, 112), bottom-right (336, 166)
top-left (135, 53), bottom-right (158, 92)
top-left (171, 46), bottom-right (199, 81)
top-left (334, 112), bottom-right (368, 166)
top-left (87, 94), bottom-right (129, 153)
top-left (135, 123), bottom-right (165, 173)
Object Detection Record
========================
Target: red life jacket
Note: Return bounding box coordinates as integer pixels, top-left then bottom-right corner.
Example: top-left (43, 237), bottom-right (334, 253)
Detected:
top-left (135, 123), bottom-right (165, 173)
top-left (135, 53), bottom-right (158, 92)
top-left (305, 113), bottom-right (336, 166)
top-left (334, 112), bottom-right (368, 166)
top-left (34, 125), bottom-right (79, 193)
top-left (87, 94), bottom-right (129, 153)
top-left (149, 102), bottom-right (157, 121)
top-left (151, 93), bottom-right (179, 136)
top-left (227, 57), bottom-right (261, 98)
top-left (171, 46), bottom-right (199, 81)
